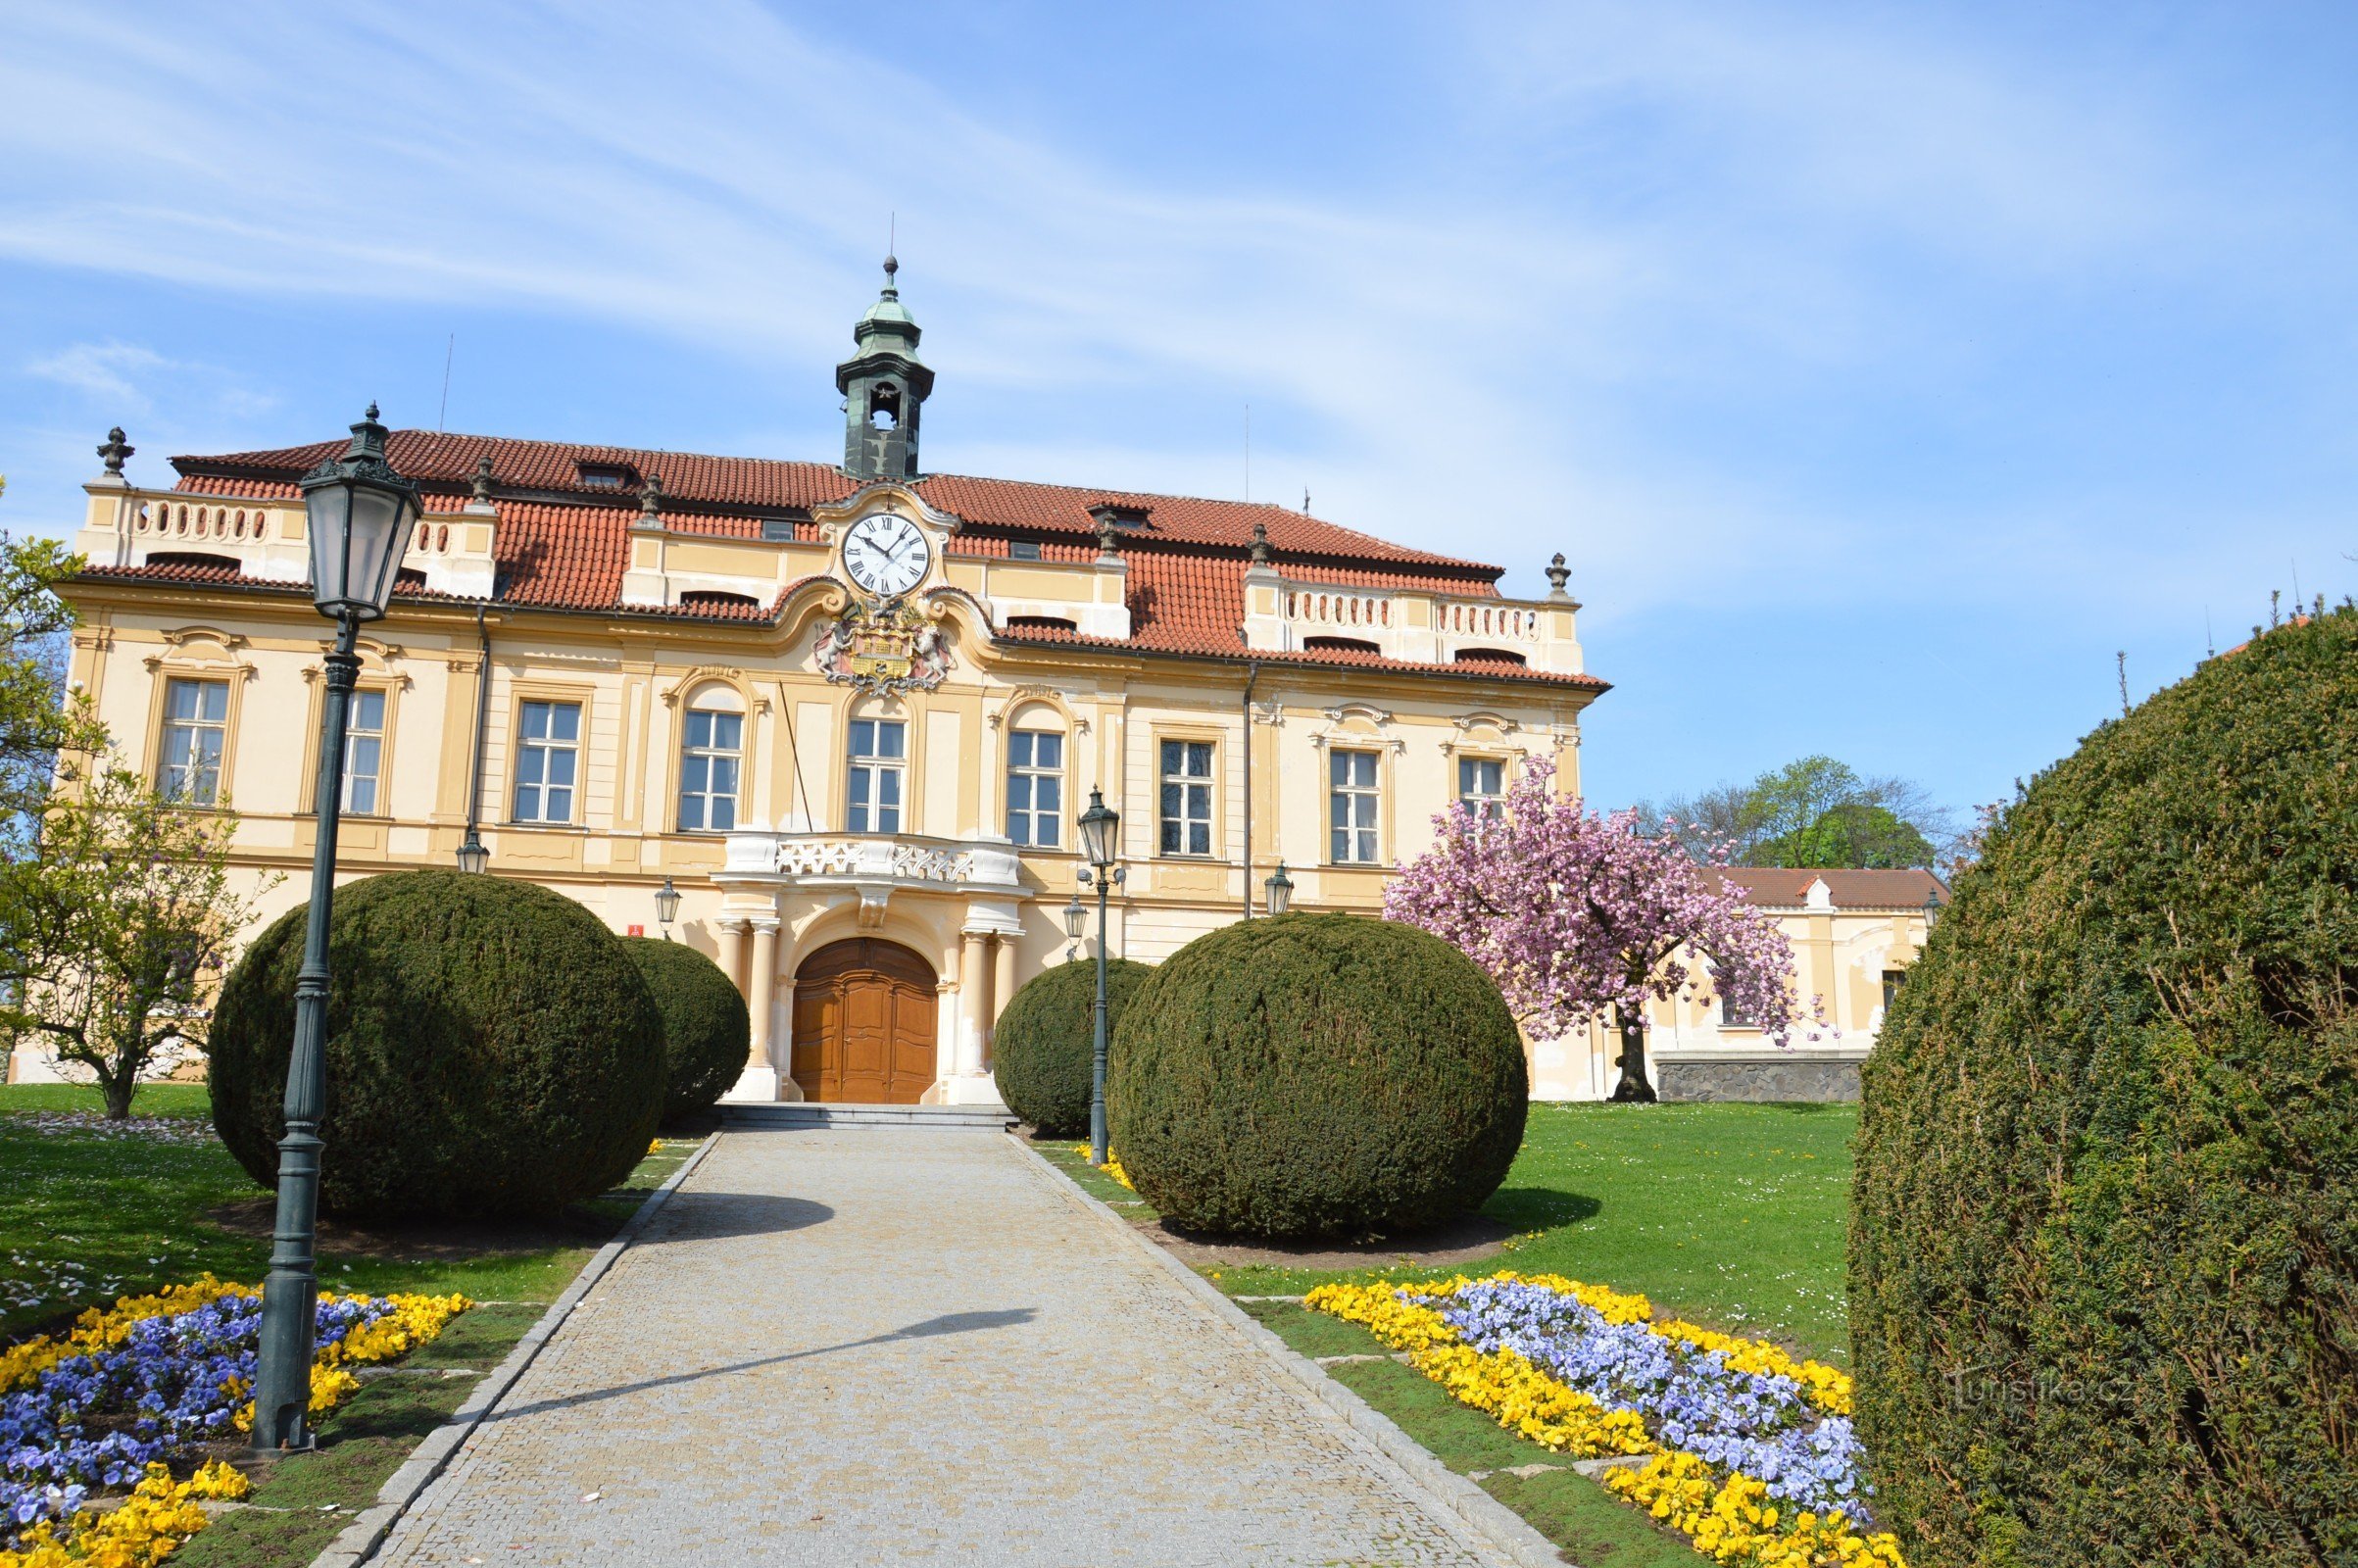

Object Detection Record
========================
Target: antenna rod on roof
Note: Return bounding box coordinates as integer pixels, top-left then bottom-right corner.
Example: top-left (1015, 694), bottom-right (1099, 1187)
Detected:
top-left (1244, 403), bottom-right (1251, 504)
top-left (437, 334), bottom-right (455, 432)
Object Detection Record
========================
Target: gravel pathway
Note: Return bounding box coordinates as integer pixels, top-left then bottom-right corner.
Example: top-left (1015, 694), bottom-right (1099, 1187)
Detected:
top-left (368, 1126), bottom-right (1511, 1567)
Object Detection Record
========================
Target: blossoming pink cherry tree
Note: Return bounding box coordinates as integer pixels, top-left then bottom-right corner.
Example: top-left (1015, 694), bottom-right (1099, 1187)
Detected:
top-left (1383, 757), bottom-right (1810, 1102)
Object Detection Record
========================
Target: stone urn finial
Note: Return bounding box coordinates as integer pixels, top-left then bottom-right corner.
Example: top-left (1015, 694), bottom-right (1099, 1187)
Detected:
top-left (471, 455), bottom-right (494, 502)
top-left (1545, 552), bottom-right (1571, 597)
top-left (1250, 520), bottom-right (1272, 566)
top-left (97, 426), bottom-right (133, 477)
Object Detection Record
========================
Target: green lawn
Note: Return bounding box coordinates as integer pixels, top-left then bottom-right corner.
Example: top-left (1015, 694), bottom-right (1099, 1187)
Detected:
top-left (1068, 1101), bottom-right (1859, 1365)
top-left (2, 1082), bottom-right (698, 1568)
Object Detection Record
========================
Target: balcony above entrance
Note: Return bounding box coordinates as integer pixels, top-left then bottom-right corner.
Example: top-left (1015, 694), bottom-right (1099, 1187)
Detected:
top-left (714, 830), bottom-right (1026, 930)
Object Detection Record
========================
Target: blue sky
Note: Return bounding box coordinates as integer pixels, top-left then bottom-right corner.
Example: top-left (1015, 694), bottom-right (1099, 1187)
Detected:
top-left (3, 3), bottom-right (2354, 820)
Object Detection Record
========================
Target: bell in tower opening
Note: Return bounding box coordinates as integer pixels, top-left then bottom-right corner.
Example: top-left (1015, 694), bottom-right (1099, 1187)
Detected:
top-left (837, 255), bottom-right (935, 482)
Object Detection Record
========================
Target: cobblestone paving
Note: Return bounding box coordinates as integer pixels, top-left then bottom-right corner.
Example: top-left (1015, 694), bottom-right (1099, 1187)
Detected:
top-left (371, 1128), bottom-right (1506, 1567)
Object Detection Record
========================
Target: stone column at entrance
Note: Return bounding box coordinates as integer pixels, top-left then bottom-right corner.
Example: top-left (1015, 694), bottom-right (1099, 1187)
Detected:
top-left (750, 917), bottom-right (781, 1074)
top-left (956, 927), bottom-right (990, 1077)
top-left (989, 932), bottom-right (1017, 1065)
top-left (721, 917), bottom-right (782, 1103)
top-left (718, 918), bottom-right (751, 1000)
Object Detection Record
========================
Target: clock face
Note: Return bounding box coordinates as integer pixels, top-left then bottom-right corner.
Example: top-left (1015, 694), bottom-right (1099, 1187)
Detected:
top-left (841, 514), bottom-right (932, 597)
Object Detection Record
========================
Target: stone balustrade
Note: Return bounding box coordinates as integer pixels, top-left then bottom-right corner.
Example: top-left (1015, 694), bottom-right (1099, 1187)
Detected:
top-left (74, 482), bottom-right (498, 600)
top-left (718, 830), bottom-right (1025, 893)
top-left (1253, 577), bottom-right (1578, 672)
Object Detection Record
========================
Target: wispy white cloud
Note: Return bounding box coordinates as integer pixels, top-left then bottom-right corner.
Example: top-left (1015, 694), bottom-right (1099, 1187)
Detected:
top-left (25, 340), bottom-right (170, 411)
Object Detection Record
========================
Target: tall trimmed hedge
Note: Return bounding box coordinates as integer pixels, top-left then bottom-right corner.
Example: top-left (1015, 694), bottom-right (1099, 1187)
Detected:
top-left (209, 870), bottom-right (665, 1220)
top-left (621, 936), bottom-right (751, 1121)
top-left (994, 956), bottom-right (1152, 1135)
top-left (1108, 912), bottom-right (1526, 1239)
top-left (1851, 609), bottom-right (2358, 1567)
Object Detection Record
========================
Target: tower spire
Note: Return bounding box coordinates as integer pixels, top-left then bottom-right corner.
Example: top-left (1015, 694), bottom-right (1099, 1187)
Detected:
top-left (836, 251), bottom-right (933, 482)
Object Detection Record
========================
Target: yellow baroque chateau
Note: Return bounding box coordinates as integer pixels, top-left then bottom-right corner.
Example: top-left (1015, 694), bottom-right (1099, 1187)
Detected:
top-left (23, 269), bottom-right (1933, 1103)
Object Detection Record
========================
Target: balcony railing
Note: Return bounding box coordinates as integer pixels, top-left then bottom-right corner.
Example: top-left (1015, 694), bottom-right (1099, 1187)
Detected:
top-left (719, 830), bottom-right (1024, 891)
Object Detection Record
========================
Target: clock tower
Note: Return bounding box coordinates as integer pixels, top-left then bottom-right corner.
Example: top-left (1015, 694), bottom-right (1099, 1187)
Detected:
top-left (836, 256), bottom-right (934, 483)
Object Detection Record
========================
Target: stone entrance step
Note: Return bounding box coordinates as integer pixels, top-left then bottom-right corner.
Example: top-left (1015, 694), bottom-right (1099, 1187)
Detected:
top-left (723, 1102), bottom-right (1016, 1131)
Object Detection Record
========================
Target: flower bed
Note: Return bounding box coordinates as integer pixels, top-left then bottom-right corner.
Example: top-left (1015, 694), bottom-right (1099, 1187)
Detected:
top-left (1305, 1272), bottom-right (1904, 1567)
top-left (1069, 1147), bottom-right (1135, 1192)
top-left (1, 1276), bottom-right (469, 1565)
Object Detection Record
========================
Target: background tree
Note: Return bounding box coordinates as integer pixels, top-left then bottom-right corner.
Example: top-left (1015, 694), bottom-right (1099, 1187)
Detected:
top-left (1386, 757), bottom-right (1815, 1102)
top-left (0, 498), bottom-right (104, 833)
top-left (0, 761), bottom-right (266, 1117)
top-left (1641, 753), bottom-right (1952, 867)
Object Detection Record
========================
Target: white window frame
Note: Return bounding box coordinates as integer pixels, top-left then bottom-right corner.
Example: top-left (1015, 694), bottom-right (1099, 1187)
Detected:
top-left (158, 677), bottom-right (229, 806)
top-left (1329, 748), bottom-right (1382, 864)
top-left (1456, 755), bottom-right (1506, 821)
top-left (339, 688), bottom-right (388, 815)
top-left (513, 699), bottom-right (582, 824)
top-left (1158, 738), bottom-right (1215, 857)
top-left (1005, 728), bottom-right (1065, 848)
top-left (676, 707), bottom-right (744, 833)
top-left (847, 717), bottom-right (907, 834)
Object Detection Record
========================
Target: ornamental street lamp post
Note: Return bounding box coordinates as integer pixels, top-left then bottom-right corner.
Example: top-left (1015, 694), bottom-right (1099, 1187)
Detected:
top-left (1263, 860), bottom-right (1294, 916)
top-left (1075, 788), bottom-right (1120, 1166)
top-left (250, 407), bottom-right (418, 1453)
top-left (454, 830), bottom-right (489, 874)
top-left (655, 876), bottom-right (682, 940)
top-left (1061, 892), bottom-right (1087, 962)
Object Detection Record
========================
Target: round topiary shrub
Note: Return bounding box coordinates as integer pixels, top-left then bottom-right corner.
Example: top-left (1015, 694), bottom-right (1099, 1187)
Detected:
top-left (993, 955), bottom-right (1153, 1135)
top-left (209, 869), bottom-right (665, 1221)
top-left (621, 936), bottom-right (751, 1121)
top-left (1851, 609), bottom-right (2358, 1568)
top-left (1107, 911), bottom-right (1527, 1239)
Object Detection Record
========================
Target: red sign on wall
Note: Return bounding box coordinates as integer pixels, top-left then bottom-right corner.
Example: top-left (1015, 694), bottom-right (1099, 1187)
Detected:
top-left (626, 923), bottom-right (645, 937)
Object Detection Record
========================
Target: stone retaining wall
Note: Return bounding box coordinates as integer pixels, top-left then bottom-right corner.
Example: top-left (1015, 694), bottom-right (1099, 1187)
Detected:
top-left (1654, 1054), bottom-right (1864, 1102)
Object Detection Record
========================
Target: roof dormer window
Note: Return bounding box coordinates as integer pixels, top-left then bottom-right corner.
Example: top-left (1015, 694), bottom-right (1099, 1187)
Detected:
top-left (1087, 503), bottom-right (1152, 532)
top-left (576, 462), bottom-right (638, 490)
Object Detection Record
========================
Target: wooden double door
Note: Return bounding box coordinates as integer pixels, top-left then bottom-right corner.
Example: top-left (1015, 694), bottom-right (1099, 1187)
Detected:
top-left (790, 939), bottom-right (939, 1103)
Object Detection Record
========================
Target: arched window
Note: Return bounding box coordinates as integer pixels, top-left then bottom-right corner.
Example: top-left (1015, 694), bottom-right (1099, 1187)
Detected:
top-left (1303, 635), bottom-right (1380, 656)
top-left (1005, 717), bottom-right (1065, 847)
top-left (677, 687), bottom-right (745, 832)
top-left (1452, 647), bottom-right (1528, 667)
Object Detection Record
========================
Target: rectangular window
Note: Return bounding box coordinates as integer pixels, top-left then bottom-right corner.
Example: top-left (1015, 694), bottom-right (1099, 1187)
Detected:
top-left (677, 709), bottom-right (744, 833)
top-left (1006, 729), bottom-right (1064, 847)
top-left (513, 699), bottom-right (581, 823)
top-left (1157, 739), bottom-right (1214, 857)
top-left (1329, 749), bottom-right (1381, 863)
top-left (340, 689), bottom-right (387, 815)
top-left (1882, 969), bottom-right (1905, 1014)
top-left (158, 678), bottom-right (229, 805)
top-left (847, 718), bottom-right (906, 834)
top-left (1721, 989), bottom-right (1756, 1029)
top-left (1457, 756), bottom-right (1505, 820)
top-left (1008, 540), bottom-right (1042, 561)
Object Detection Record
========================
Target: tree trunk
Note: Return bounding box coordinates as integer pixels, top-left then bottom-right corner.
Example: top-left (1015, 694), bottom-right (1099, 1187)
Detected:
top-left (100, 1070), bottom-right (136, 1121)
top-left (1608, 1004), bottom-right (1655, 1102)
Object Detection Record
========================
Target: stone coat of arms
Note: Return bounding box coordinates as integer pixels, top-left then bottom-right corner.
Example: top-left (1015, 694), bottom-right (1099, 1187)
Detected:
top-left (814, 594), bottom-right (950, 697)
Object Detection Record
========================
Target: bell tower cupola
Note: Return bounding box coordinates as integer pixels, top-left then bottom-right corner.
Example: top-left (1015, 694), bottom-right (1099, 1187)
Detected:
top-left (836, 255), bottom-right (935, 483)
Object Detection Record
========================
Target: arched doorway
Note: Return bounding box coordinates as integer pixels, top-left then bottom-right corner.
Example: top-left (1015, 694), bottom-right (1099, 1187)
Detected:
top-left (790, 938), bottom-right (938, 1103)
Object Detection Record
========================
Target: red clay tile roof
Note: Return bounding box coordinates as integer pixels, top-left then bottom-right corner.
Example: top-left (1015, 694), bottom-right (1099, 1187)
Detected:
top-left (177, 431), bottom-right (1490, 572)
top-left (91, 430), bottom-right (1602, 691)
top-left (1714, 867), bottom-right (1947, 909)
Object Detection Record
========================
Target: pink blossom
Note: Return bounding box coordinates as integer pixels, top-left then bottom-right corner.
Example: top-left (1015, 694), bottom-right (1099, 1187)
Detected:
top-left (1383, 757), bottom-right (1817, 1047)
